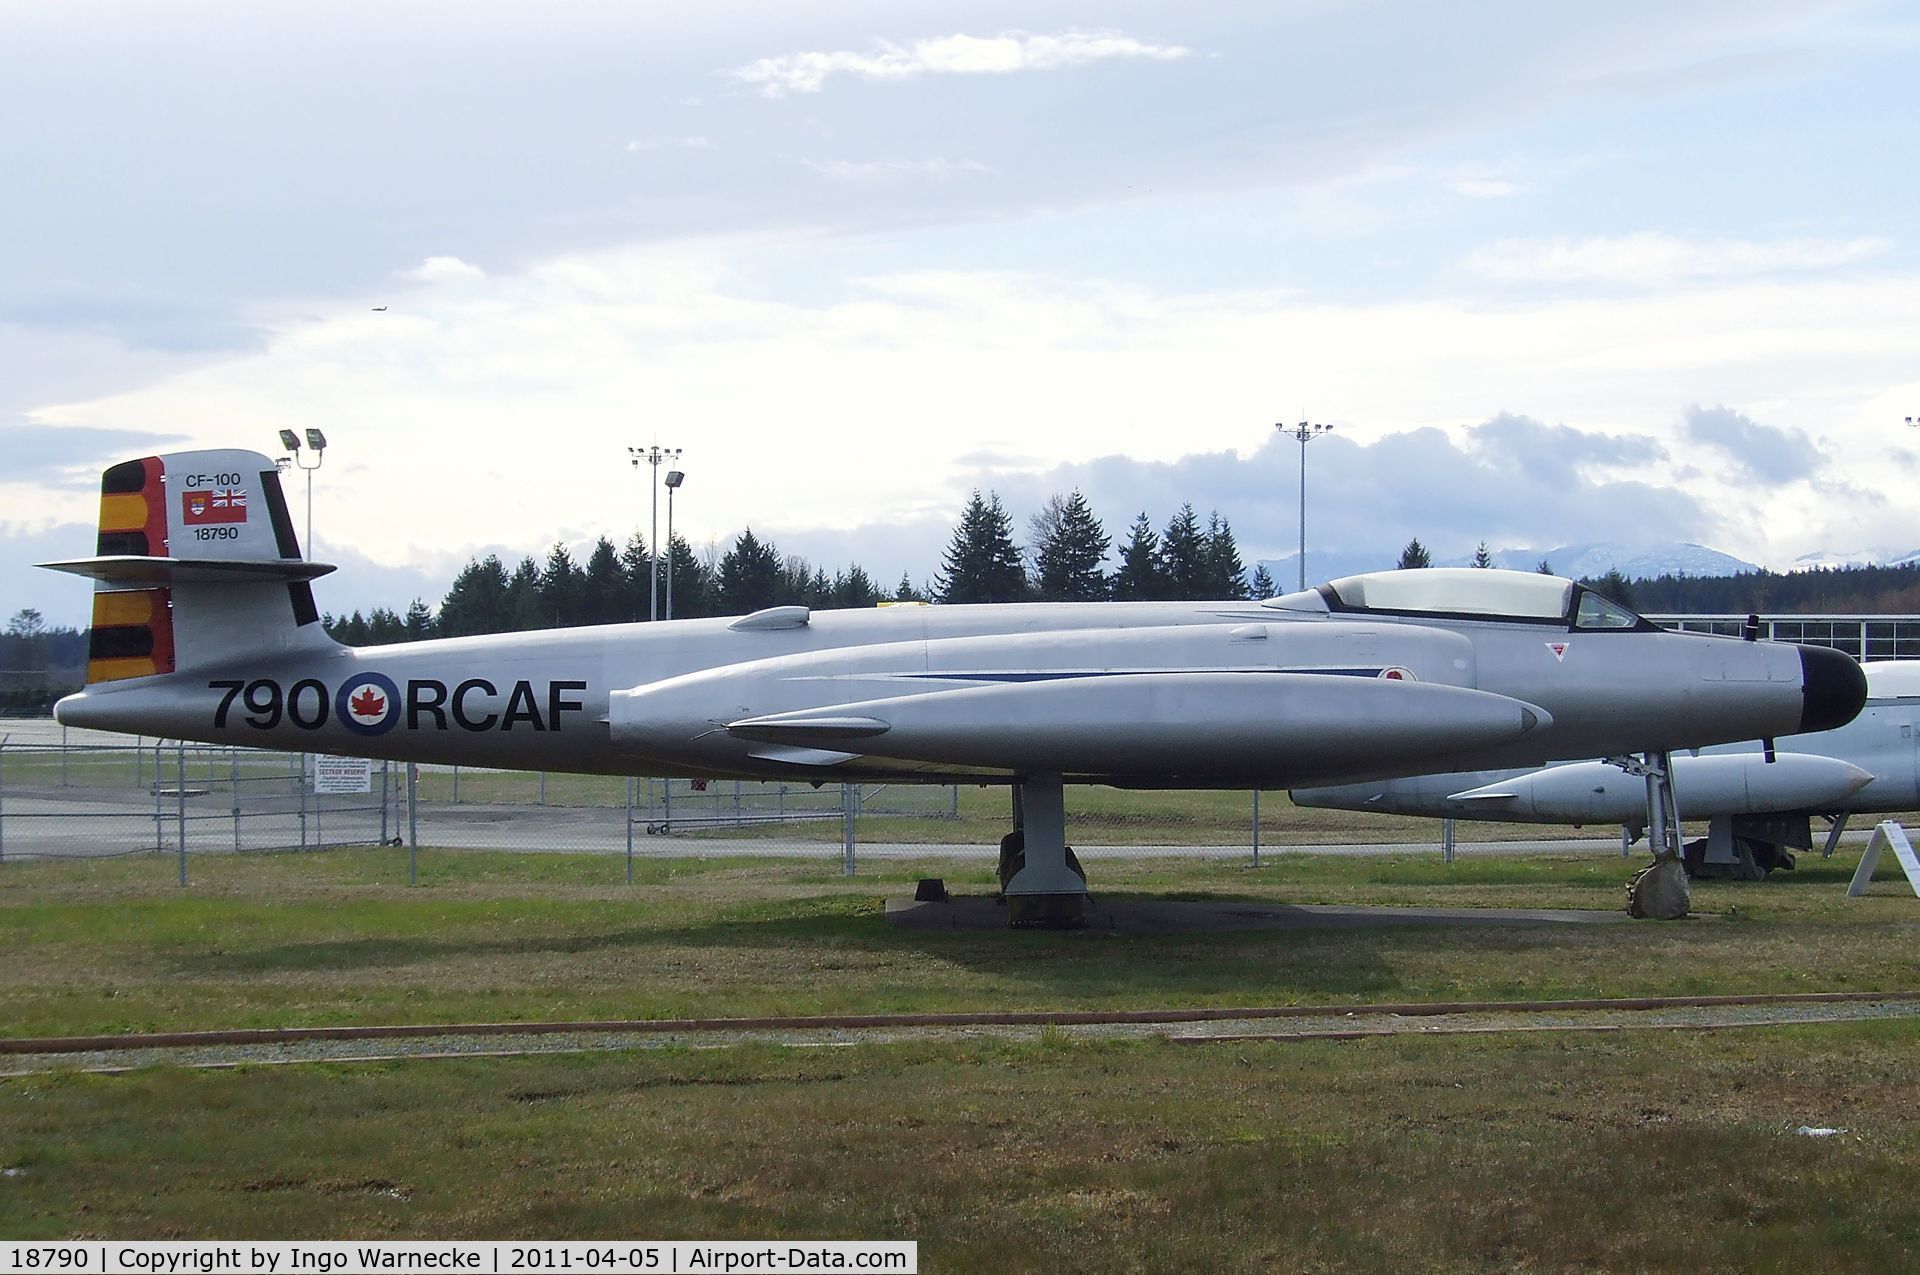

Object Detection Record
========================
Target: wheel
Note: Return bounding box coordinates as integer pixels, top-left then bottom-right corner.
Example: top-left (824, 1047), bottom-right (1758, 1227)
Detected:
top-left (997, 830), bottom-right (1025, 889)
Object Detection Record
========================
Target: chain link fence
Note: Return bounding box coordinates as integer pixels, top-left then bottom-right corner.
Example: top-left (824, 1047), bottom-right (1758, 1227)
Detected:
top-left (0, 736), bottom-right (400, 867)
top-left (1, 720), bottom-right (1617, 880)
top-left (0, 722), bottom-right (984, 878)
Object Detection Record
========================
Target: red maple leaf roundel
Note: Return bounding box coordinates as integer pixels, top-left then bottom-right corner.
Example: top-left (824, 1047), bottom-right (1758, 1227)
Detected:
top-left (349, 686), bottom-right (388, 719)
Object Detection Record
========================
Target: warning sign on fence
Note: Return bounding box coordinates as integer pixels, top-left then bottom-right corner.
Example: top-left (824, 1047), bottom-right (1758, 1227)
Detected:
top-left (313, 755), bottom-right (372, 794)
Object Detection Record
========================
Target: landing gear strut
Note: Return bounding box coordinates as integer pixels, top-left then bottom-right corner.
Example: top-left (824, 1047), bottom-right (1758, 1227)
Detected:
top-left (1612, 751), bottom-right (1691, 919)
top-left (998, 774), bottom-right (1087, 929)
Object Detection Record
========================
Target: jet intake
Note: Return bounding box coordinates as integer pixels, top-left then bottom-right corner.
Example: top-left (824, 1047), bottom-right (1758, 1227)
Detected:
top-left (1797, 645), bottom-right (1867, 734)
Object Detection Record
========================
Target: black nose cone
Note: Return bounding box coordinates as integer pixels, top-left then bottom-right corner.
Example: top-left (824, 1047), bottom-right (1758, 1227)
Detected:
top-left (1798, 645), bottom-right (1867, 734)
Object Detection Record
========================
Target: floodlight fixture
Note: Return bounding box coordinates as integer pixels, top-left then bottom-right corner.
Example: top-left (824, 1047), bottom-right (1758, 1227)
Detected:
top-left (276, 429), bottom-right (330, 559)
top-left (629, 444), bottom-right (683, 620)
top-left (1277, 419), bottom-right (1335, 591)
top-left (665, 468), bottom-right (688, 618)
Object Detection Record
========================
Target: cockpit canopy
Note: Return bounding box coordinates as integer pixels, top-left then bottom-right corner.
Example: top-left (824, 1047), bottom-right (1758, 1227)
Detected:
top-left (1262, 567), bottom-right (1652, 632)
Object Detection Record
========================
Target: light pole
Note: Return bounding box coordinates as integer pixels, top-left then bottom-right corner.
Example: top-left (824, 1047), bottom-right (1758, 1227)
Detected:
top-left (278, 428), bottom-right (327, 557)
top-left (1277, 420), bottom-right (1333, 591)
top-left (629, 445), bottom-right (681, 620)
top-left (664, 468), bottom-right (685, 619)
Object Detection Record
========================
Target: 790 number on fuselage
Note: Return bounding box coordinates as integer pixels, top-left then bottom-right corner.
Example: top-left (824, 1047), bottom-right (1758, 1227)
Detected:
top-left (208, 676), bottom-right (589, 735)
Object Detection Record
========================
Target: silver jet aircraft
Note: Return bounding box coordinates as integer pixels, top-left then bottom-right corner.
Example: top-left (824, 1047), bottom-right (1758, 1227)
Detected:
top-left (46, 449), bottom-right (1867, 924)
top-left (1293, 659), bottom-right (1920, 879)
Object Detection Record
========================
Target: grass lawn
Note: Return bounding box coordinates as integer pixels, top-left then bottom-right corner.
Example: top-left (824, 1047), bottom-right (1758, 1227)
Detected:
top-left (2, 1026), bottom-right (1916, 1269)
top-left (4, 850), bottom-right (1919, 1264)
top-left (2, 849), bottom-right (1918, 1038)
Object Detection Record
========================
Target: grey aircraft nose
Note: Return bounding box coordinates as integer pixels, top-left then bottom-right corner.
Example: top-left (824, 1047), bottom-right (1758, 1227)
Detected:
top-left (1798, 644), bottom-right (1868, 734)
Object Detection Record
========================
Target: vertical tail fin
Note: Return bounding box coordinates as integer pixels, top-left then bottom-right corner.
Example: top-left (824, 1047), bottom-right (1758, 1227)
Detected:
top-left (42, 449), bottom-right (338, 680)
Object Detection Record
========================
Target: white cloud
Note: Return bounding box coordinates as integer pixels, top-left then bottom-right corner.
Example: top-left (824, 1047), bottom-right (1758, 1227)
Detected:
top-left (24, 241), bottom-right (1920, 581)
top-left (409, 256), bottom-right (487, 283)
top-left (801, 157), bottom-right (989, 183)
top-left (1466, 233), bottom-right (1893, 287)
top-left (731, 30), bottom-right (1190, 98)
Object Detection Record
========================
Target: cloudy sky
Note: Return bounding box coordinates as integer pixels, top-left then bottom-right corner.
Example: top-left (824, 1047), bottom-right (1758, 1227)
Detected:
top-left (6, 1), bottom-right (1919, 623)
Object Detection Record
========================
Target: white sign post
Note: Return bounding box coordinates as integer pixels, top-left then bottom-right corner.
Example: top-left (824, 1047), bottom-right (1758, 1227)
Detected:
top-left (313, 755), bottom-right (372, 795)
top-left (1848, 821), bottom-right (1920, 898)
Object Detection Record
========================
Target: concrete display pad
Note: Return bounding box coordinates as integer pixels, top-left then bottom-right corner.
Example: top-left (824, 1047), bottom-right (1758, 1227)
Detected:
top-left (886, 895), bottom-right (1635, 933)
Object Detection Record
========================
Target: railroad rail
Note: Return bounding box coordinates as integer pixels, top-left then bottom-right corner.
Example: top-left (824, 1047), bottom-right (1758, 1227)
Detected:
top-left (7, 989), bottom-right (1917, 1056)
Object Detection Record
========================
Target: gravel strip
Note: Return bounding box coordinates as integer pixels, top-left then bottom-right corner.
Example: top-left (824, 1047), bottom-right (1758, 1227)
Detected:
top-left (4, 1000), bottom-right (1916, 1076)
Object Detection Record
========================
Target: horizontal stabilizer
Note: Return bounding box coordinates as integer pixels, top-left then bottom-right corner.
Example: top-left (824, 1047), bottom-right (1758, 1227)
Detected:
top-left (39, 555), bottom-right (336, 585)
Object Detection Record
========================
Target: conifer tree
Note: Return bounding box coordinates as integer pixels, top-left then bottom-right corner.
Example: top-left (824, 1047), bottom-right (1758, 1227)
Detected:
top-left (1111, 513), bottom-right (1169, 601)
top-left (366, 606), bottom-right (405, 643)
top-left (1397, 538), bottom-right (1432, 570)
top-left (540, 543), bottom-right (586, 626)
top-left (833, 565), bottom-right (882, 609)
top-left (582, 537), bottom-right (625, 625)
top-left (402, 599), bottom-right (435, 640)
top-left (717, 528), bottom-right (783, 613)
top-left (1201, 511), bottom-right (1248, 599)
top-left (1584, 568), bottom-right (1635, 608)
top-left (936, 491), bottom-right (1027, 603)
top-left (437, 554), bottom-right (510, 636)
top-left (1157, 504), bottom-right (1208, 599)
top-left (661, 534), bottom-right (709, 619)
top-left (1249, 563), bottom-right (1277, 600)
top-left (619, 532), bottom-right (653, 621)
top-left (505, 556), bottom-right (546, 630)
top-left (1472, 541), bottom-right (1494, 569)
top-left (1033, 490), bottom-right (1111, 601)
top-left (1026, 494), bottom-right (1069, 580)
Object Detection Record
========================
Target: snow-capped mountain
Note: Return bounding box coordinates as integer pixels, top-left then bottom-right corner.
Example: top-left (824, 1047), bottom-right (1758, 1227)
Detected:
top-left (1791, 548), bottom-right (1920, 571)
top-left (1479, 542), bottom-right (1760, 580)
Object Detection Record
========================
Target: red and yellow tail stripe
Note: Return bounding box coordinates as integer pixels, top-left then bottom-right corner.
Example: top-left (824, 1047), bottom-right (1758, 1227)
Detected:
top-left (88, 457), bottom-right (176, 683)
top-left (87, 587), bottom-right (176, 683)
top-left (97, 456), bottom-right (168, 558)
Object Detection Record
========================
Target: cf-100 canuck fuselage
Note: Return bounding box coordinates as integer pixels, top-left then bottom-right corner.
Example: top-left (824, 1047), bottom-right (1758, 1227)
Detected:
top-left (44, 597), bottom-right (1859, 787)
top-left (46, 448), bottom-right (1870, 919)
top-left (48, 449), bottom-right (1864, 795)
